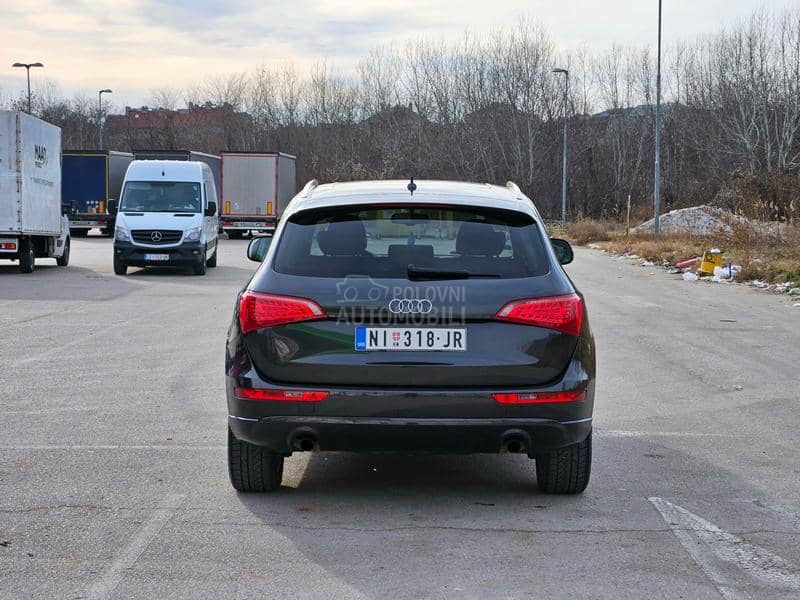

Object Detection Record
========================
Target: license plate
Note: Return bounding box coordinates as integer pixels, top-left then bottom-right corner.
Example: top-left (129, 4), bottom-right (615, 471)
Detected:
top-left (70, 221), bottom-right (95, 226)
top-left (355, 327), bottom-right (466, 351)
top-left (144, 253), bottom-right (170, 261)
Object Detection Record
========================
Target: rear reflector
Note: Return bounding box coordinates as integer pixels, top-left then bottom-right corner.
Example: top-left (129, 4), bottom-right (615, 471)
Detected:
top-left (239, 291), bottom-right (327, 334)
top-left (495, 293), bottom-right (583, 337)
top-left (235, 387), bottom-right (329, 402)
top-left (492, 390), bottom-right (586, 404)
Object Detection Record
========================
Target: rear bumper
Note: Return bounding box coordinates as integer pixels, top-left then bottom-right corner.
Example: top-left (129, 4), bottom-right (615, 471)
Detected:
top-left (114, 240), bottom-right (204, 267)
top-left (226, 355), bottom-right (595, 456)
top-left (228, 414), bottom-right (591, 456)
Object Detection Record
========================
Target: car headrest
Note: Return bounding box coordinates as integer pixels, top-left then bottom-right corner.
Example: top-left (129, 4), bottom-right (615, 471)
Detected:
top-left (388, 244), bottom-right (434, 266)
top-left (317, 216), bottom-right (367, 256)
top-left (455, 221), bottom-right (507, 256)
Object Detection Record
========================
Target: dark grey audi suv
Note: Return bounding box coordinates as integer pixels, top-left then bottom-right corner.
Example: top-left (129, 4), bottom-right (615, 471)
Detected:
top-left (226, 179), bottom-right (595, 494)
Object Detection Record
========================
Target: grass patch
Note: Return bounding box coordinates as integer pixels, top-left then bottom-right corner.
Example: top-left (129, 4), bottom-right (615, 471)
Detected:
top-left (567, 219), bottom-right (800, 284)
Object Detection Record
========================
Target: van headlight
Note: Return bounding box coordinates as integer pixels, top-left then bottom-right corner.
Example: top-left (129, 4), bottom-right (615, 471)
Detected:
top-left (184, 227), bottom-right (202, 242)
top-left (115, 227), bottom-right (130, 242)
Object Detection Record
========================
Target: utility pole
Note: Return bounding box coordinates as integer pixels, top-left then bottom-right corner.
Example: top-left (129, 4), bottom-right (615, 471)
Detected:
top-left (653, 0), bottom-right (663, 241)
top-left (11, 62), bottom-right (44, 114)
top-left (553, 68), bottom-right (569, 224)
top-left (98, 89), bottom-right (113, 150)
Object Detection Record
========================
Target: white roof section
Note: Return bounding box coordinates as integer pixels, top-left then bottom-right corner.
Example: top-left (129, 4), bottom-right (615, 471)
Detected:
top-left (124, 160), bottom-right (207, 182)
top-left (286, 179), bottom-right (539, 218)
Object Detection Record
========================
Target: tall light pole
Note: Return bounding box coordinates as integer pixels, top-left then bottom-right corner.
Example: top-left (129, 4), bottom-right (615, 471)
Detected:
top-left (553, 68), bottom-right (569, 224)
top-left (98, 89), bottom-right (113, 150)
top-left (12, 62), bottom-right (44, 114)
top-left (653, 0), bottom-right (663, 241)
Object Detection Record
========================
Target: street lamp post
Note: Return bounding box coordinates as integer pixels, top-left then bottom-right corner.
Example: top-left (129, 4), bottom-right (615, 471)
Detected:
top-left (552, 68), bottom-right (569, 224)
top-left (11, 62), bottom-right (44, 114)
top-left (98, 89), bottom-right (113, 150)
top-left (653, 0), bottom-right (663, 241)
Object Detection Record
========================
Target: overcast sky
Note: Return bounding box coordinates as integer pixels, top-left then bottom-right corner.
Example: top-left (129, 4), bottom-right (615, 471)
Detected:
top-left (1, 0), bottom-right (795, 109)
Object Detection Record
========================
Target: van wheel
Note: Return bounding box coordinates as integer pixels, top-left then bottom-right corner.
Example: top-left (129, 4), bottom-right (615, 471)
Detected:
top-left (228, 427), bottom-right (284, 492)
top-left (113, 255), bottom-right (127, 275)
top-left (56, 238), bottom-right (70, 267)
top-left (19, 238), bottom-right (35, 273)
top-left (535, 432), bottom-right (592, 494)
top-left (193, 249), bottom-right (207, 275)
top-left (206, 246), bottom-right (217, 267)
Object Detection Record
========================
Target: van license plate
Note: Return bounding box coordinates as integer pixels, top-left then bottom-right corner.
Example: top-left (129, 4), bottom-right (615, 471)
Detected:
top-left (355, 327), bottom-right (466, 351)
top-left (144, 253), bottom-right (169, 261)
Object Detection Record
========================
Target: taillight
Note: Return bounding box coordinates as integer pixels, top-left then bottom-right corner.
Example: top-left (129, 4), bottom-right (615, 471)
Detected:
top-left (236, 387), bottom-right (328, 402)
top-left (495, 293), bottom-right (583, 336)
top-left (239, 291), bottom-right (327, 334)
top-left (492, 390), bottom-right (586, 404)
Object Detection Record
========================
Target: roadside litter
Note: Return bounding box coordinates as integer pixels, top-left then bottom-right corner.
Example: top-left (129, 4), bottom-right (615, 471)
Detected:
top-left (682, 272), bottom-right (698, 282)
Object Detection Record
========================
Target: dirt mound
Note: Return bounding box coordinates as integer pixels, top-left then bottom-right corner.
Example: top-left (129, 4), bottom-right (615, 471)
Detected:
top-left (635, 205), bottom-right (779, 236)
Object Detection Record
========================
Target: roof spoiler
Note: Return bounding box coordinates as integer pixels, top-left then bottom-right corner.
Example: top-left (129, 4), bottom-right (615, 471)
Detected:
top-left (505, 181), bottom-right (524, 200)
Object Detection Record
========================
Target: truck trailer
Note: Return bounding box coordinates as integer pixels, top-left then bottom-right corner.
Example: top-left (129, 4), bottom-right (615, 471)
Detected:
top-left (0, 111), bottom-right (70, 273)
top-left (62, 150), bottom-right (133, 236)
top-left (220, 152), bottom-right (296, 238)
top-left (132, 149), bottom-right (221, 200)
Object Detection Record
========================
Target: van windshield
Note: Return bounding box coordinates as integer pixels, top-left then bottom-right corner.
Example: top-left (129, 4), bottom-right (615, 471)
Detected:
top-left (120, 181), bottom-right (202, 213)
top-left (272, 204), bottom-right (550, 279)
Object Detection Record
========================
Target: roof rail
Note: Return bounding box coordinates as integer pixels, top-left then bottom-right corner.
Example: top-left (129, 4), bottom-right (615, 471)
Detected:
top-left (505, 181), bottom-right (523, 199)
top-left (299, 179), bottom-right (319, 198)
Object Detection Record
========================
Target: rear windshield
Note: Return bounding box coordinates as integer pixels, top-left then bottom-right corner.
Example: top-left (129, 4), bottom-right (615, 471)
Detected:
top-left (272, 204), bottom-right (549, 279)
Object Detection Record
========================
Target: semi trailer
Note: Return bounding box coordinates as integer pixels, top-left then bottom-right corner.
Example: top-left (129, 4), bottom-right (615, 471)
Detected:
top-left (132, 150), bottom-right (221, 200)
top-left (62, 150), bottom-right (133, 236)
top-left (220, 152), bottom-right (295, 238)
top-left (0, 111), bottom-right (70, 273)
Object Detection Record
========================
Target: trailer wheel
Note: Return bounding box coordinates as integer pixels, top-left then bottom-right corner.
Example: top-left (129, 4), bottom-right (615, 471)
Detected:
top-left (56, 238), bottom-right (70, 267)
top-left (70, 229), bottom-right (88, 238)
top-left (227, 230), bottom-right (243, 240)
top-left (113, 255), bottom-right (127, 275)
top-left (19, 238), bottom-right (35, 273)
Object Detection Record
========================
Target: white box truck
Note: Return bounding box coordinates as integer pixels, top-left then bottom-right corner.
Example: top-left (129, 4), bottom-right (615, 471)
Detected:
top-left (220, 152), bottom-right (295, 238)
top-left (0, 111), bottom-right (70, 273)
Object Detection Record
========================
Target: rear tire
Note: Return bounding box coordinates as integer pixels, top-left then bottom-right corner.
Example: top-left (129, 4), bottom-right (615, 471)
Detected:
top-left (56, 238), bottom-right (70, 267)
top-left (113, 255), bottom-right (127, 275)
top-left (535, 433), bottom-right (592, 494)
top-left (228, 426), bottom-right (284, 492)
top-left (70, 229), bottom-right (88, 238)
top-left (227, 230), bottom-right (243, 240)
top-left (19, 238), bottom-right (34, 273)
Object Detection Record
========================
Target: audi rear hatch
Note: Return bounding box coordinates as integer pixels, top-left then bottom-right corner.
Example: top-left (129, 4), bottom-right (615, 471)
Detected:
top-left (241, 203), bottom-right (581, 388)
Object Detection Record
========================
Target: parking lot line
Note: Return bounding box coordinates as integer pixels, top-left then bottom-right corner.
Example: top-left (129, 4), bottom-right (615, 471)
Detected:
top-left (0, 444), bottom-right (226, 451)
top-left (85, 493), bottom-right (185, 600)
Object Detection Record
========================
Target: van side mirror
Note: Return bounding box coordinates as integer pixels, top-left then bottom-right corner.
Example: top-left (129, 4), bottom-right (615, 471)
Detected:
top-left (247, 236), bottom-right (271, 262)
top-left (107, 199), bottom-right (118, 215)
top-left (551, 238), bottom-right (574, 265)
top-left (205, 201), bottom-right (217, 217)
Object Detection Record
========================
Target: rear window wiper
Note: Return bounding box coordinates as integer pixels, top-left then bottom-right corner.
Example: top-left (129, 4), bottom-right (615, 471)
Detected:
top-left (407, 264), bottom-right (500, 280)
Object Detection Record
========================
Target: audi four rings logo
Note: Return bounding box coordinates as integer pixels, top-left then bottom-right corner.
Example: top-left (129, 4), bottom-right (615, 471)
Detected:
top-left (150, 231), bottom-right (163, 242)
top-left (388, 298), bottom-right (433, 314)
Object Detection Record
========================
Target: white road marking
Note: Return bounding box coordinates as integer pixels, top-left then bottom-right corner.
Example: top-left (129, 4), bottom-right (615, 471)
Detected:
top-left (85, 494), bottom-right (185, 600)
top-left (649, 497), bottom-right (800, 599)
top-left (599, 430), bottom-right (742, 439)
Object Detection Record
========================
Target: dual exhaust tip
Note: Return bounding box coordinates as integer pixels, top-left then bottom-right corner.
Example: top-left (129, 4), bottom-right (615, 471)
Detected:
top-left (289, 429), bottom-right (531, 454)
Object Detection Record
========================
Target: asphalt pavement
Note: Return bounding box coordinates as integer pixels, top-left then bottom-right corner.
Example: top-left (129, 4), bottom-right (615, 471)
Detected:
top-left (1, 236), bottom-right (799, 599)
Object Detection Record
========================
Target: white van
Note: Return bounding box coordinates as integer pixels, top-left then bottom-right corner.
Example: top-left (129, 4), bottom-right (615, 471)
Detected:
top-left (111, 160), bottom-right (219, 275)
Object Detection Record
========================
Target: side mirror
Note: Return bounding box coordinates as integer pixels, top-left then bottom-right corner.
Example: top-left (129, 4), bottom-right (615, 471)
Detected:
top-left (247, 236), bottom-right (271, 262)
top-left (107, 199), bottom-right (118, 215)
top-left (205, 201), bottom-right (217, 217)
top-left (551, 238), bottom-right (574, 265)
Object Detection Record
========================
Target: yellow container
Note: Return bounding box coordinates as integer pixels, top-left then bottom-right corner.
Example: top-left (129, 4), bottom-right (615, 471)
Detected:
top-left (698, 249), bottom-right (723, 275)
